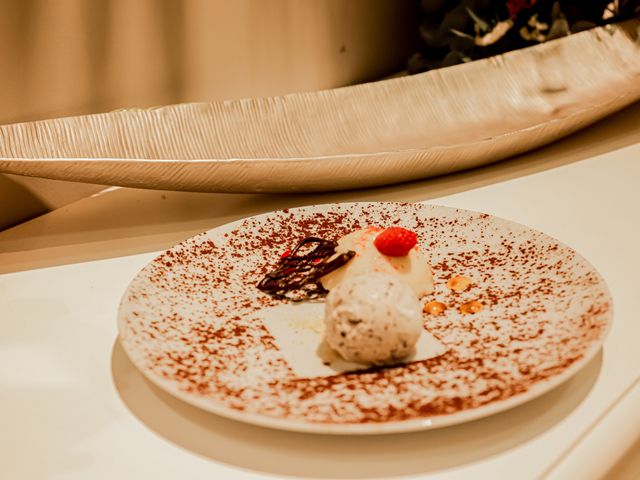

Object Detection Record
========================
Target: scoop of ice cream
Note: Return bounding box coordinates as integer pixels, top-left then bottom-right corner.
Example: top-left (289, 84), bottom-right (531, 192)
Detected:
top-left (324, 273), bottom-right (423, 365)
top-left (320, 227), bottom-right (434, 297)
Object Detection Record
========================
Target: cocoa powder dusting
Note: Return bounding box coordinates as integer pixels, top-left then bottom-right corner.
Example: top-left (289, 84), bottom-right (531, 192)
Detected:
top-left (119, 203), bottom-right (612, 426)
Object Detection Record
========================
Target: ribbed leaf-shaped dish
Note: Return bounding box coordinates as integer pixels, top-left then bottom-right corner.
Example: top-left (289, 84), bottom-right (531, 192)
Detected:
top-left (1, 20), bottom-right (639, 192)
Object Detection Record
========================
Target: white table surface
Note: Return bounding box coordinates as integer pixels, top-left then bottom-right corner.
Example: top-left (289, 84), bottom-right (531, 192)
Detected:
top-left (1, 102), bottom-right (639, 480)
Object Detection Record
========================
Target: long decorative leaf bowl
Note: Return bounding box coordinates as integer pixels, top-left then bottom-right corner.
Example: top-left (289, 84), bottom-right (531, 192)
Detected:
top-left (1, 20), bottom-right (639, 193)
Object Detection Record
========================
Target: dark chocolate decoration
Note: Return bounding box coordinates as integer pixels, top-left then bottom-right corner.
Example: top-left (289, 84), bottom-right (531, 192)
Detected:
top-left (257, 236), bottom-right (355, 301)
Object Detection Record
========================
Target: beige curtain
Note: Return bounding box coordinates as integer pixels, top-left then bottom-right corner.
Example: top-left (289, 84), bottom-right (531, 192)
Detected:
top-left (0, 0), bottom-right (416, 125)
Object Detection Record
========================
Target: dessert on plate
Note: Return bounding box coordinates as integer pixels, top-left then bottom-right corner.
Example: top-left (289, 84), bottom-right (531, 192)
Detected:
top-left (258, 226), bottom-right (451, 366)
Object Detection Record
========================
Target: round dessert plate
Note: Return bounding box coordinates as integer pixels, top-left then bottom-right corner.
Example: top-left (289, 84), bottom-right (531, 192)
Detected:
top-left (118, 202), bottom-right (612, 434)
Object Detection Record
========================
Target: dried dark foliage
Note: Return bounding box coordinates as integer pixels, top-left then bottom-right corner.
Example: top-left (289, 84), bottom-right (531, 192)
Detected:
top-left (408, 0), bottom-right (640, 73)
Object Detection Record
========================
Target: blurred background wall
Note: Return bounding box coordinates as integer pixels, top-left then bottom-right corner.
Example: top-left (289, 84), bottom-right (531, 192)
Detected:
top-left (0, 0), bottom-right (418, 230)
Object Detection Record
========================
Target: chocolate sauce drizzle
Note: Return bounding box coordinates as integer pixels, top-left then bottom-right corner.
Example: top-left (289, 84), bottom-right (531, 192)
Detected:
top-left (257, 236), bottom-right (355, 301)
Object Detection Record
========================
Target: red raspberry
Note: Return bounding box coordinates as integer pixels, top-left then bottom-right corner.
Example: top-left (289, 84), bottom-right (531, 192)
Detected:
top-left (374, 227), bottom-right (418, 257)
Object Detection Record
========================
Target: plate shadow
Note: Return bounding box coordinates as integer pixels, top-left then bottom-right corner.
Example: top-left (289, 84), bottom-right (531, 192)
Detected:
top-left (111, 339), bottom-right (602, 479)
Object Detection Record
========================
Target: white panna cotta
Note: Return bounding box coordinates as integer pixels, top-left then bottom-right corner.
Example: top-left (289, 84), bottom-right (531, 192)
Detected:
top-left (320, 227), bottom-right (434, 297)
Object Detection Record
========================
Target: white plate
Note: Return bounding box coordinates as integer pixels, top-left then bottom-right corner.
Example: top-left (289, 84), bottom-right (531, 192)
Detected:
top-left (118, 202), bottom-right (612, 434)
